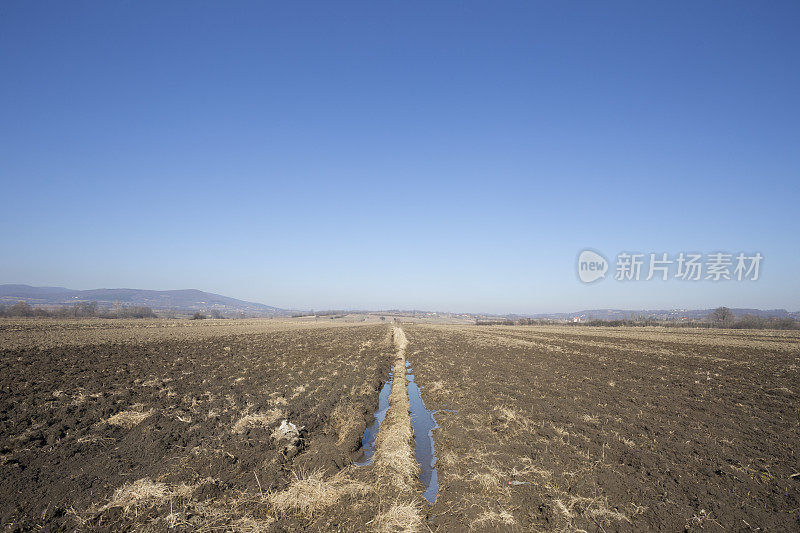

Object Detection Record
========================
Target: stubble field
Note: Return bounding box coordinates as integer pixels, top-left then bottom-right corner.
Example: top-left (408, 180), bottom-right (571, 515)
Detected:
top-left (1, 319), bottom-right (798, 531)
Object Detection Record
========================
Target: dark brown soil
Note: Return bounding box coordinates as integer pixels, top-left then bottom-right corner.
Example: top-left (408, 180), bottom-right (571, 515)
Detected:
top-left (405, 325), bottom-right (800, 532)
top-left (0, 323), bottom-right (392, 531)
top-left (4, 321), bottom-right (798, 532)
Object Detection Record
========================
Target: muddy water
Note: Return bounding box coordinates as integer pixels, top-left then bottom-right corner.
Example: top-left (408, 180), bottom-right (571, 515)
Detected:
top-left (355, 358), bottom-right (439, 503)
top-left (354, 370), bottom-right (393, 466)
top-left (405, 360), bottom-right (439, 503)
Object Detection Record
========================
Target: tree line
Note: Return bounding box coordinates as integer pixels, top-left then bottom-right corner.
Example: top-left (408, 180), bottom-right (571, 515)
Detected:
top-left (0, 301), bottom-right (156, 318)
top-left (476, 307), bottom-right (799, 330)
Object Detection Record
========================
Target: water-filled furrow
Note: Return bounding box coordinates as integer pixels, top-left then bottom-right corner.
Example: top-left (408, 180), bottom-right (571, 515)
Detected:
top-left (354, 370), bottom-right (393, 466)
top-left (405, 360), bottom-right (439, 504)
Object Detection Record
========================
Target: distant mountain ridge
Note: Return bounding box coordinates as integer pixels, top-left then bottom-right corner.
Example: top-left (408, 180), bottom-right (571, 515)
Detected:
top-left (0, 284), bottom-right (287, 316)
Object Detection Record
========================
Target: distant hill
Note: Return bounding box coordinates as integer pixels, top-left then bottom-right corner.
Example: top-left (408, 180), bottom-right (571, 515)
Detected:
top-left (0, 284), bottom-right (287, 317)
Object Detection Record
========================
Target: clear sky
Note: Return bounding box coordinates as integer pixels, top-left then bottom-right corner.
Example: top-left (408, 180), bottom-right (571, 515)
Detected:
top-left (1, 1), bottom-right (798, 314)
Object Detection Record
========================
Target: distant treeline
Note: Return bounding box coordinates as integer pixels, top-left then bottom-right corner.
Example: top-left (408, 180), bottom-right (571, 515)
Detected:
top-left (476, 318), bottom-right (558, 326)
top-left (0, 301), bottom-right (156, 319)
top-left (190, 310), bottom-right (228, 319)
top-left (571, 317), bottom-right (799, 330)
top-left (292, 310), bottom-right (349, 318)
top-left (476, 310), bottom-right (799, 330)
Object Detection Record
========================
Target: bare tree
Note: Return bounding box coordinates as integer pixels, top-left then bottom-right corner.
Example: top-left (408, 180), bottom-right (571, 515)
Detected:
top-left (9, 301), bottom-right (33, 317)
top-left (73, 301), bottom-right (99, 317)
top-left (709, 306), bottom-right (734, 326)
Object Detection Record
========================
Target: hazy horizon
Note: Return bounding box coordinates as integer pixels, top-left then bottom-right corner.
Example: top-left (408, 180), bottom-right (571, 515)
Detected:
top-left (2, 2), bottom-right (798, 315)
top-left (2, 283), bottom-right (797, 317)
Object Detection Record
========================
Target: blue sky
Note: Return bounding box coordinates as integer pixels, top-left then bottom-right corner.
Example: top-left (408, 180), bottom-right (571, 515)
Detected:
top-left (1, 1), bottom-right (798, 313)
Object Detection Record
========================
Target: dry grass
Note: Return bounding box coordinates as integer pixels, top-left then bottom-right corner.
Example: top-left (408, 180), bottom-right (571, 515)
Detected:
top-left (470, 471), bottom-right (501, 492)
top-left (470, 507), bottom-right (517, 528)
top-left (98, 477), bottom-right (191, 515)
top-left (369, 327), bottom-right (424, 531)
top-left (331, 400), bottom-right (362, 445)
top-left (373, 327), bottom-right (419, 489)
top-left (228, 515), bottom-right (277, 532)
top-left (267, 469), bottom-right (370, 516)
top-left (372, 500), bottom-right (425, 532)
top-left (93, 477), bottom-right (279, 530)
top-left (105, 406), bottom-right (153, 429)
top-left (554, 494), bottom-right (630, 528)
top-left (393, 326), bottom-right (409, 352)
top-left (232, 408), bottom-right (284, 434)
top-left (426, 380), bottom-right (444, 393)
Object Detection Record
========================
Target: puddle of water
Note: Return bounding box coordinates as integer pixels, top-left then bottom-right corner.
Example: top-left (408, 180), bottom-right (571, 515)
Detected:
top-left (354, 371), bottom-right (393, 466)
top-left (406, 361), bottom-right (439, 504)
top-left (355, 361), bottom-right (441, 504)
